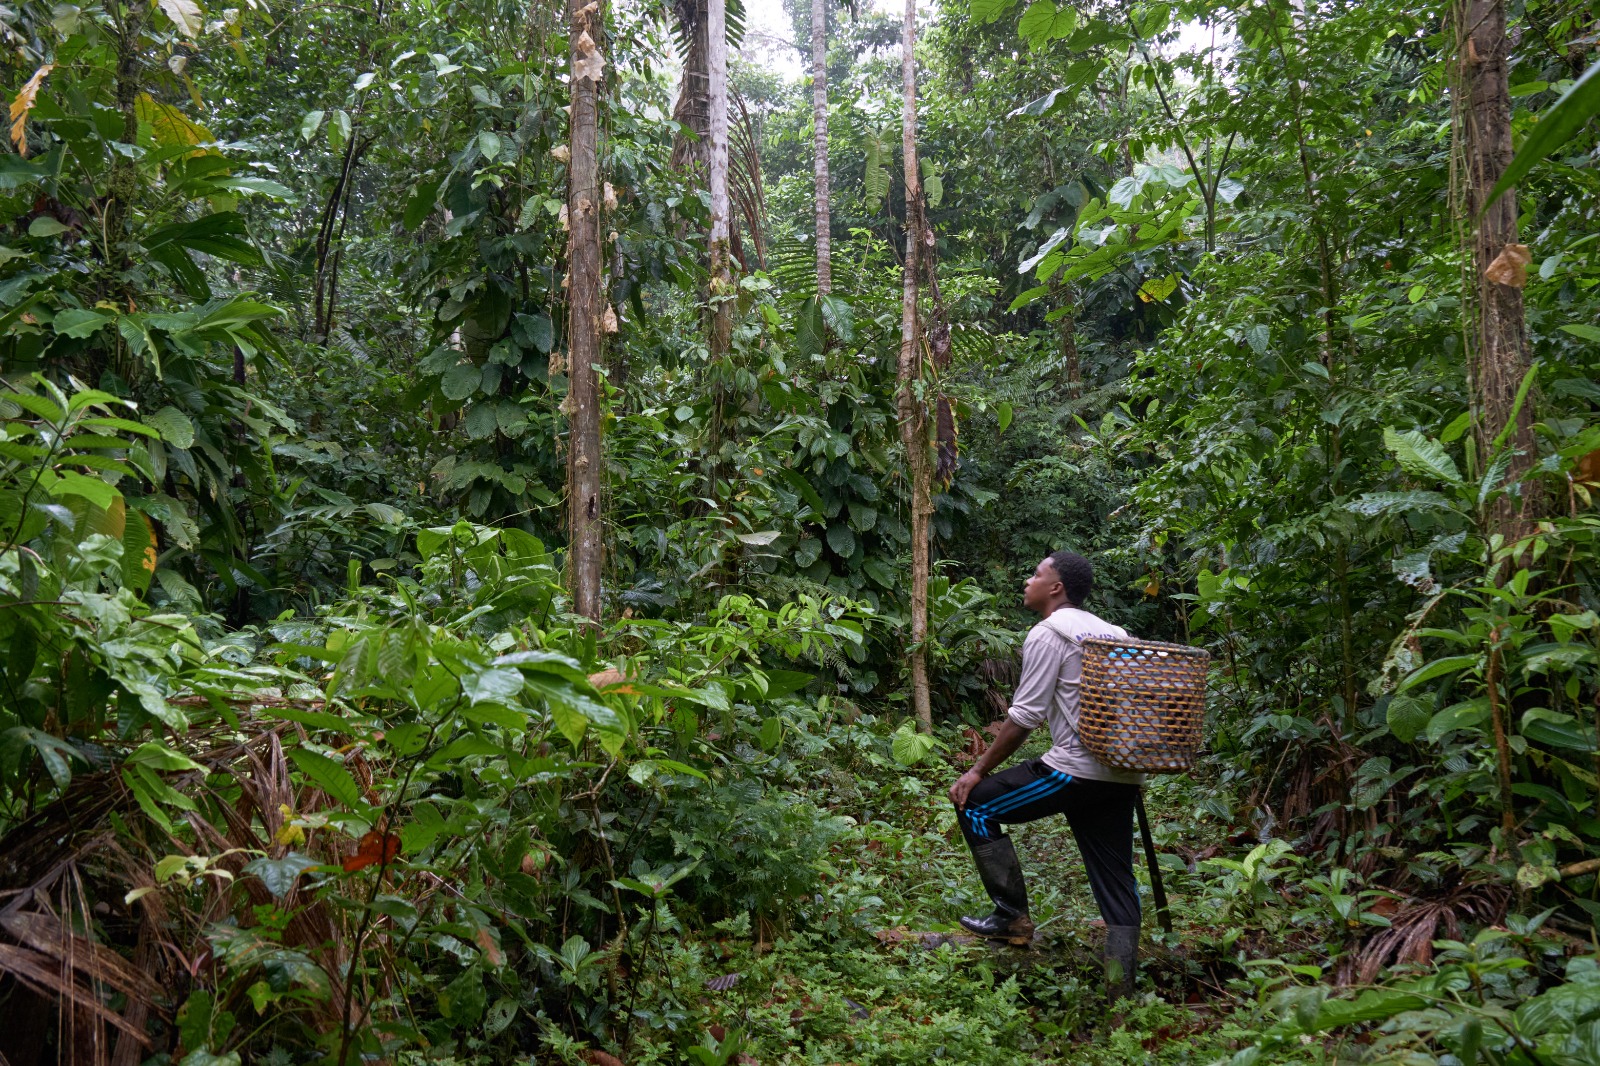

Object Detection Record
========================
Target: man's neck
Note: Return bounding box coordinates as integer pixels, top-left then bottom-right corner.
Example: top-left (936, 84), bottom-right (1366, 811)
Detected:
top-left (1034, 598), bottom-right (1076, 619)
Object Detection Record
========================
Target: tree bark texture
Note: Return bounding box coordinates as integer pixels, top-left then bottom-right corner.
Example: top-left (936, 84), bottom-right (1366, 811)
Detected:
top-left (707, 0), bottom-right (731, 360)
top-left (898, 0), bottom-right (932, 734)
top-left (1458, 0), bottom-right (1539, 540)
top-left (670, 0), bottom-right (711, 171)
top-left (811, 0), bottom-right (831, 294)
top-left (566, 0), bottom-right (605, 622)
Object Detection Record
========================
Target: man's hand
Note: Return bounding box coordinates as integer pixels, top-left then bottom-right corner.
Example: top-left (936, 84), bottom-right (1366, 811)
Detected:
top-left (949, 769), bottom-right (984, 810)
top-left (949, 718), bottom-right (1033, 811)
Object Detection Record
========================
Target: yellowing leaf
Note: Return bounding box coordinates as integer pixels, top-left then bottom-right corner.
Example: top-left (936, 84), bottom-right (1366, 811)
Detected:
top-left (9, 64), bottom-right (54, 158)
top-left (135, 94), bottom-right (215, 156)
top-left (1138, 274), bottom-right (1179, 303)
top-left (274, 821), bottom-right (306, 847)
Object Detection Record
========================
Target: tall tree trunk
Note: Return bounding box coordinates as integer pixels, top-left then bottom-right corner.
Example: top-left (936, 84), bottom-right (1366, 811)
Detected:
top-left (1458, 0), bottom-right (1539, 543)
top-left (811, 0), bottom-right (831, 294)
top-left (566, 0), bottom-right (605, 622)
top-left (707, 0), bottom-right (731, 357)
top-left (898, 0), bottom-right (932, 734)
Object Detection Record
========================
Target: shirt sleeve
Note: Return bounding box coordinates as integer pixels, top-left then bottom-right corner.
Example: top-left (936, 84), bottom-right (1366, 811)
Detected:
top-left (1006, 627), bottom-right (1064, 730)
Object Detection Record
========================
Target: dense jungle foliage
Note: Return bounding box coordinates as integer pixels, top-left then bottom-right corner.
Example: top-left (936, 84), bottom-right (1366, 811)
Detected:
top-left (3, 0), bottom-right (1600, 1062)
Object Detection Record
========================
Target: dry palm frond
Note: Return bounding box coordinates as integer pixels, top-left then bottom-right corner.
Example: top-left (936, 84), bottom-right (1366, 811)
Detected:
top-left (729, 93), bottom-right (767, 270)
top-left (0, 773), bottom-right (125, 899)
top-left (1264, 715), bottom-right (1394, 868)
top-left (1340, 881), bottom-right (1511, 984)
top-left (0, 721), bottom-right (356, 1057)
top-left (979, 655), bottom-right (1019, 719)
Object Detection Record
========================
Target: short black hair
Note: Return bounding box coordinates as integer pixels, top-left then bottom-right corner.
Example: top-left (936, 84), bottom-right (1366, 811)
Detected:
top-left (1046, 550), bottom-right (1093, 606)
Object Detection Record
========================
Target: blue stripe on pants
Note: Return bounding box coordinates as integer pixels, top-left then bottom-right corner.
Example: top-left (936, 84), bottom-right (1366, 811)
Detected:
top-left (963, 768), bottom-right (1072, 839)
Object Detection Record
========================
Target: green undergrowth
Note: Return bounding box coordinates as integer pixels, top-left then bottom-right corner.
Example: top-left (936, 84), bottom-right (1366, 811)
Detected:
top-left (564, 745), bottom-right (1600, 1065)
top-left (570, 743), bottom-right (1243, 1065)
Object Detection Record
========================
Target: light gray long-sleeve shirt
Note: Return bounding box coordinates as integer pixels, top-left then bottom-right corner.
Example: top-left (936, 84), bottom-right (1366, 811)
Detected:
top-left (1005, 606), bottom-right (1145, 785)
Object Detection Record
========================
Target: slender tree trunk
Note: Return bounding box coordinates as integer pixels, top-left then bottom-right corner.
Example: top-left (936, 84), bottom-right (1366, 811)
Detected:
top-left (1266, 11), bottom-right (1359, 729)
top-left (105, 2), bottom-right (144, 298)
top-left (1051, 280), bottom-right (1080, 399)
top-left (1458, 0), bottom-right (1539, 542)
top-left (811, 0), bottom-right (831, 294)
top-left (566, 0), bottom-right (605, 622)
top-left (898, 0), bottom-right (932, 733)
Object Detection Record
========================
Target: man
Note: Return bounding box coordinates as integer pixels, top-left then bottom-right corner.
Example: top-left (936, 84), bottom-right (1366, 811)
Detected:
top-left (948, 550), bottom-right (1142, 999)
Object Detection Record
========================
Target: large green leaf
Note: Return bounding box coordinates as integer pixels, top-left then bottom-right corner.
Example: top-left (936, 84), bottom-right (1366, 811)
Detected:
top-left (288, 748), bottom-right (363, 808)
top-left (1018, 0), bottom-right (1075, 48)
top-left (1398, 654), bottom-right (1479, 693)
top-left (970, 0), bottom-right (1023, 24)
top-left (1385, 695), bottom-right (1431, 744)
top-left (1382, 428), bottom-right (1462, 486)
top-left (1345, 491), bottom-right (1458, 517)
top-left (779, 467), bottom-right (828, 518)
top-left (242, 853), bottom-right (318, 899)
top-left (441, 364), bottom-right (480, 400)
top-left (1488, 57), bottom-right (1600, 208)
top-left (825, 523), bottom-right (856, 557)
top-left (145, 407), bottom-right (195, 449)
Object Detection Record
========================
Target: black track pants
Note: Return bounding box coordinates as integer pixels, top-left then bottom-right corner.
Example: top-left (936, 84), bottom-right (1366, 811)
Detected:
top-left (956, 757), bottom-right (1142, 928)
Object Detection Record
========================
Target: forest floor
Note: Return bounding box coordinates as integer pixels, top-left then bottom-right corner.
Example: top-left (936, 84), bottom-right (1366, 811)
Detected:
top-left (610, 740), bottom-right (1251, 1065)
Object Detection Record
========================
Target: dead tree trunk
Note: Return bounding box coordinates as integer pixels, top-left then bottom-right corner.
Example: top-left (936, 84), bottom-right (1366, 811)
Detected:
top-left (812, 0), bottom-right (831, 294)
top-left (566, 0), bottom-right (605, 622)
top-left (898, 0), bottom-right (932, 734)
top-left (1458, 0), bottom-right (1539, 543)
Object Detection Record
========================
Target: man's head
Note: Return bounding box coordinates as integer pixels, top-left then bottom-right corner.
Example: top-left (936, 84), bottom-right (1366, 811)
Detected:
top-left (1022, 550), bottom-right (1094, 616)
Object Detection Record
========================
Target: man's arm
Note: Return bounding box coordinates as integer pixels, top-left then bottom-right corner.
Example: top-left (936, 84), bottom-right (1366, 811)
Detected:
top-left (949, 718), bottom-right (1031, 809)
top-left (949, 628), bottom-right (1059, 809)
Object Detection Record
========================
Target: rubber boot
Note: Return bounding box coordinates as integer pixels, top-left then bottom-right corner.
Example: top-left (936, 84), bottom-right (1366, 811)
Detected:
top-left (1105, 925), bottom-right (1139, 1002)
top-left (958, 836), bottom-right (1035, 945)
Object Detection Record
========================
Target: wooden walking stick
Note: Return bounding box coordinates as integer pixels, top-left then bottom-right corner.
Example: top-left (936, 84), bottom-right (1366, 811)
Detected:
top-left (1136, 789), bottom-right (1172, 934)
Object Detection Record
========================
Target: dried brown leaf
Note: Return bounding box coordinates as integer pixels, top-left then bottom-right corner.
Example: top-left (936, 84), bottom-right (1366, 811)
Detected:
top-left (9, 64), bottom-right (53, 157)
top-left (1484, 243), bottom-right (1531, 288)
top-left (574, 32), bottom-right (605, 82)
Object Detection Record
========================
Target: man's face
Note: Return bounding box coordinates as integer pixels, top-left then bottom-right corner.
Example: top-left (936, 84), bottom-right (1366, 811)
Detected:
top-left (1022, 558), bottom-right (1061, 614)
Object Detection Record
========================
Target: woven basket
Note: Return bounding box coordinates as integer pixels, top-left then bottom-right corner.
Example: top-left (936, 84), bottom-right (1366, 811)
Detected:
top-left (1078, 637), bottom-right (1210, 774)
